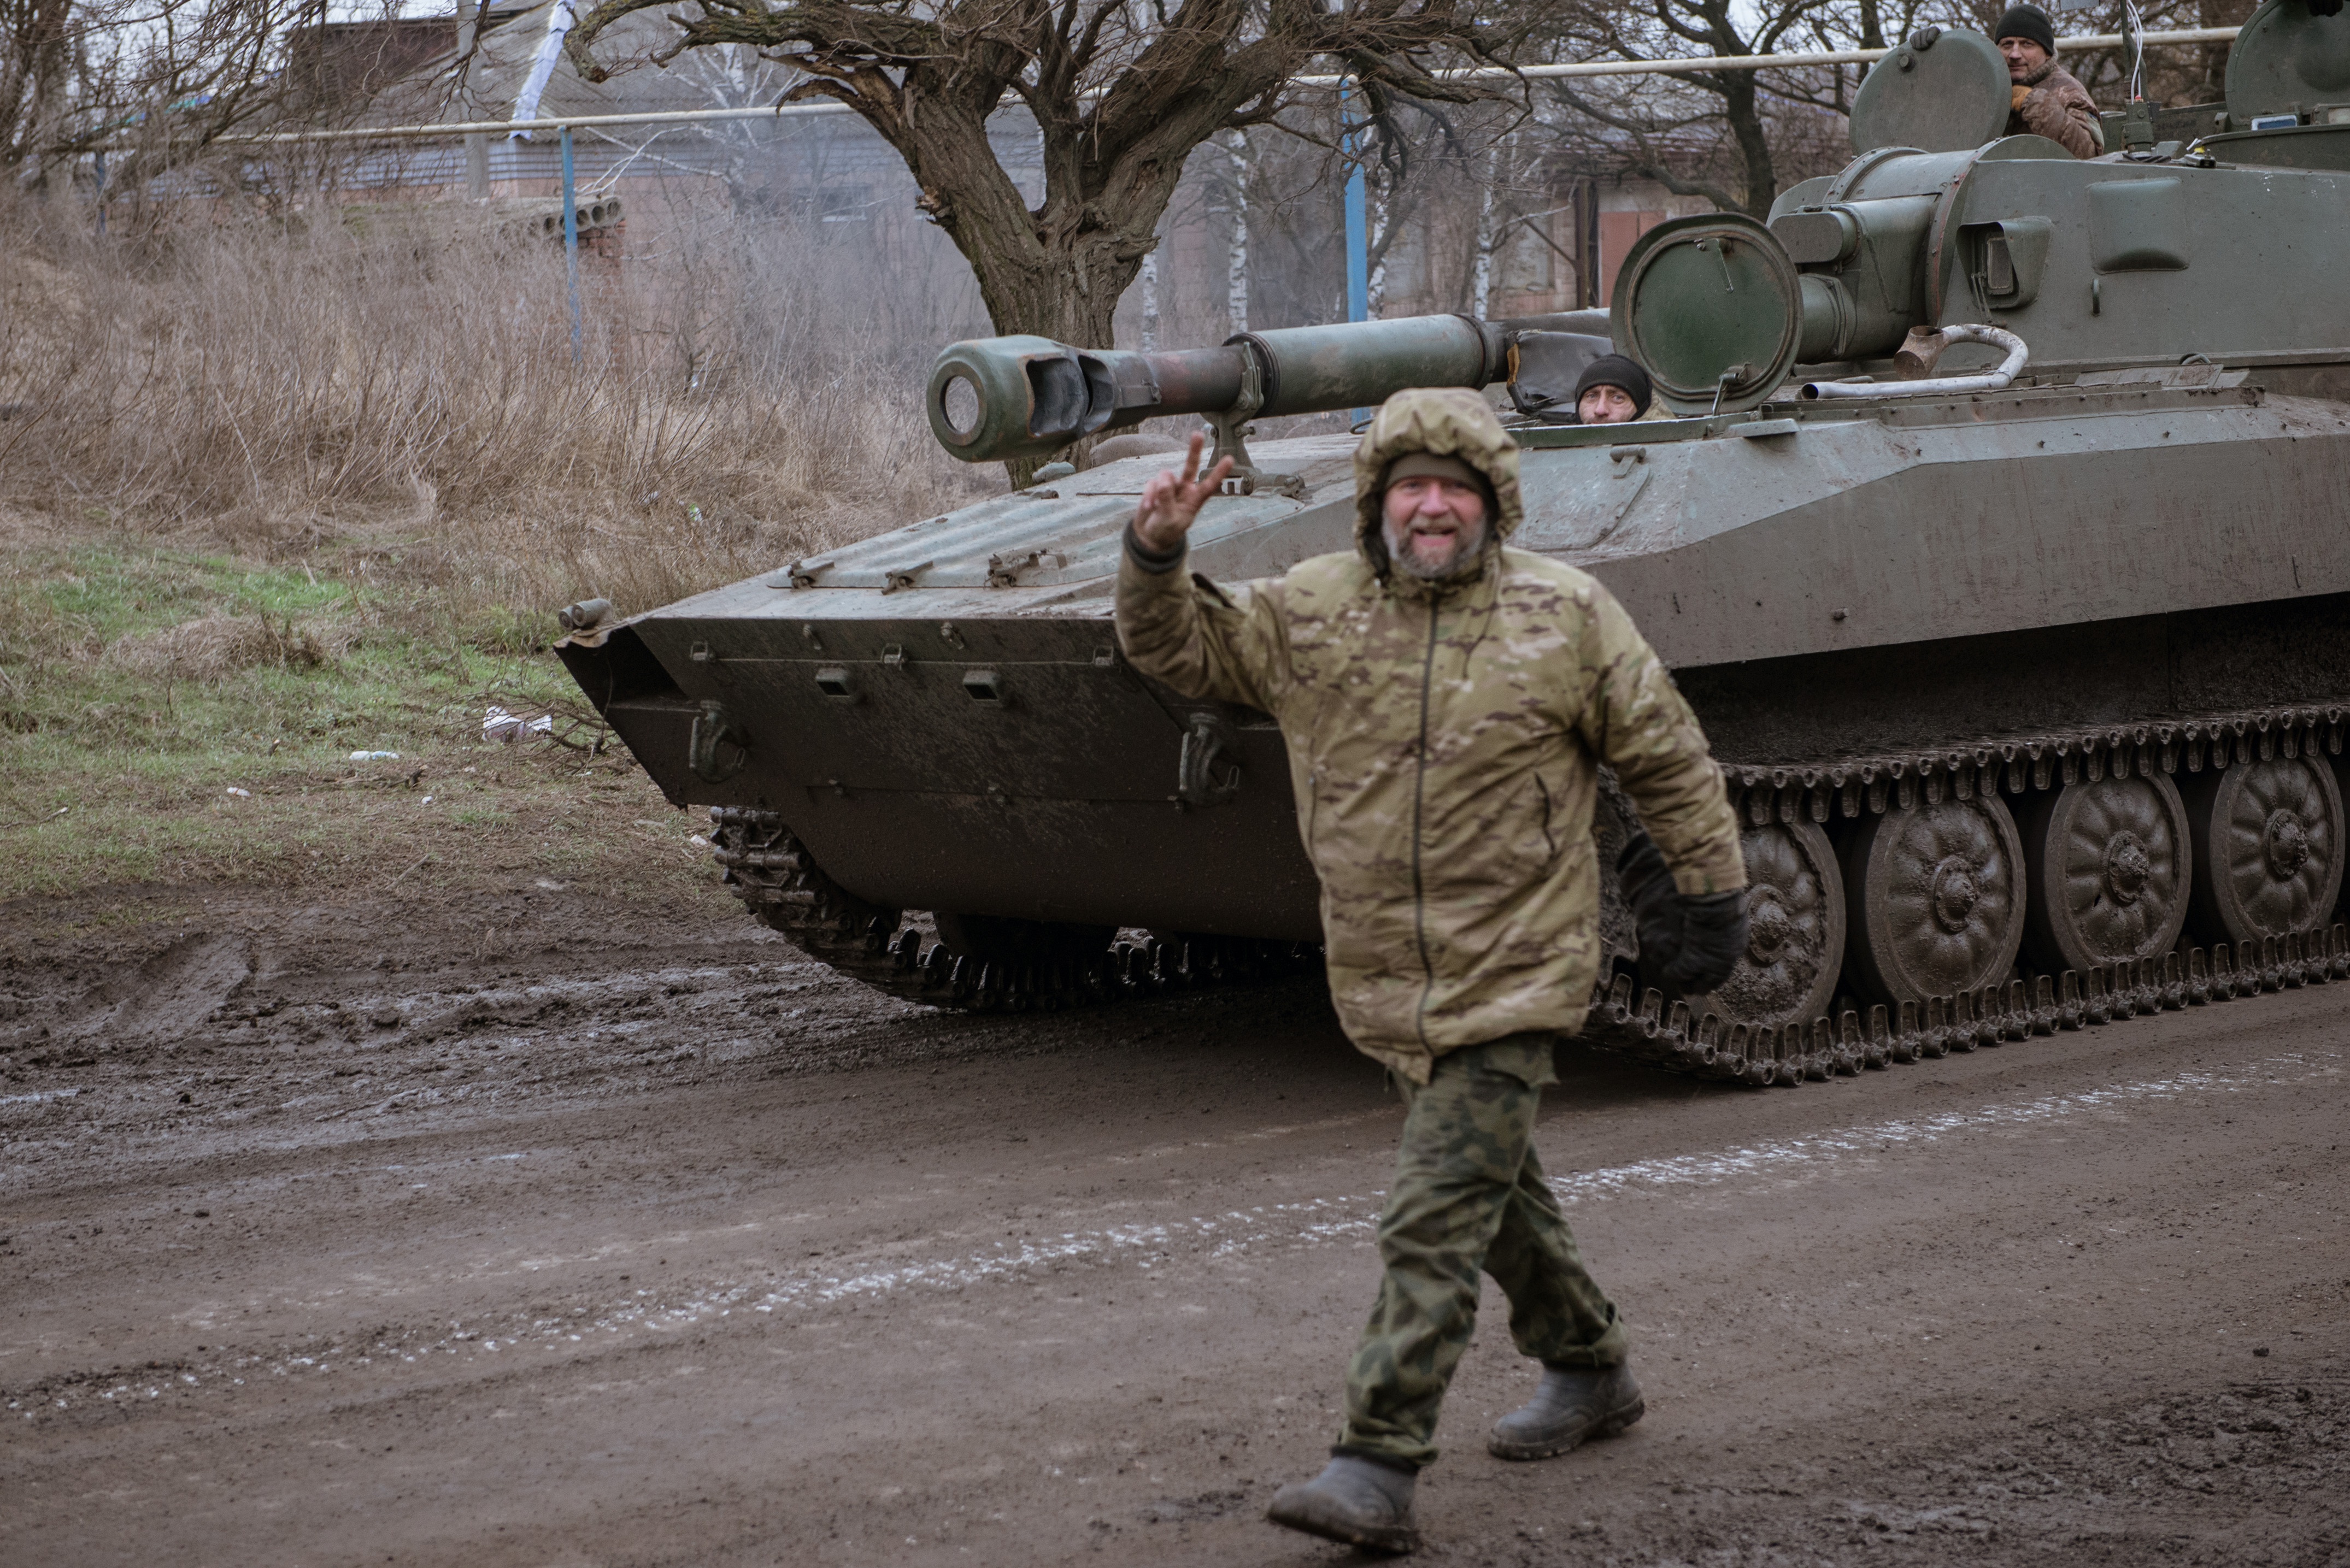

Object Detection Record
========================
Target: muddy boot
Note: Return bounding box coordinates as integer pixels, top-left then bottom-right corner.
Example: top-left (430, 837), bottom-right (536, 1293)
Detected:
top-left (1266, 1454), bottom-right (1420, 1554)
top-left (1487, 1362), bottom-right (1645, 1460)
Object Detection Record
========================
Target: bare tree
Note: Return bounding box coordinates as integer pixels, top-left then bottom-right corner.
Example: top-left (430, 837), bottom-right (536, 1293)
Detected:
top-left (0, 0), bottom-right (72, 182)
top-left (0, 0), bottom-right (344, 206)
top-left (1536, 0), bottom-right (1846, 216)
top-left (563, 0), bottom-right (1513, 351)
top-left (1216, 126), bottom-right (1249, 335)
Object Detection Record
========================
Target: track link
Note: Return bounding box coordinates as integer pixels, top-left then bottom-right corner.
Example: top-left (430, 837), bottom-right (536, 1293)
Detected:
top-left (707, 806), bottom-right (1317, 1013)
top-left (1582, 924), bottom-right (2350, 1086)
top-left (1592, 698), bottom-right (2350, 1085)
top-left (710, 698), bottom-right (2350, 1082)
top-left (1712, 700), bottom-right (2349, 826)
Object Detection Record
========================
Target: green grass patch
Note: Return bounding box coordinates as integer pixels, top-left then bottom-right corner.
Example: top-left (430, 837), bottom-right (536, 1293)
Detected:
top-left (0, 540), bottom-right (721, 906)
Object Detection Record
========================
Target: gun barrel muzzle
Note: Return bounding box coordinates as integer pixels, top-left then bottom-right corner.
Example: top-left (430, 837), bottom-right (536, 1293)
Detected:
top-left (926, 314), bottom-right (1509, 463)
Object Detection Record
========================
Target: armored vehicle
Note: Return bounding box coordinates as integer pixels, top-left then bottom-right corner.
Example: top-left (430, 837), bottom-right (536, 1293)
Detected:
top-left (560, 0), bottom-right (2350, 1084)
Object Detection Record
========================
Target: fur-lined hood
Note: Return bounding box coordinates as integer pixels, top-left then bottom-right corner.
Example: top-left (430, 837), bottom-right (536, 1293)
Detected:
top-left (1349, 387), bottom-right (1525, 582)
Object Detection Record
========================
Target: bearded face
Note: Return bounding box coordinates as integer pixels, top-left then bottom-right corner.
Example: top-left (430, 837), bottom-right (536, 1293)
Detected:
top-left (1380, 474), bottom-right (1491, 582)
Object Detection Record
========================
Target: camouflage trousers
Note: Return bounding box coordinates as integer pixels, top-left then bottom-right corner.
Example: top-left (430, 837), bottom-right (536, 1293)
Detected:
top-left (1334, 1032), bottom-right (1628, 1470)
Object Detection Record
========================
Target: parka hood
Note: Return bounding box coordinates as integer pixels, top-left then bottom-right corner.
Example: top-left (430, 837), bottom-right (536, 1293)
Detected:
top-left (1352, 387), bottom-right (1524, 583)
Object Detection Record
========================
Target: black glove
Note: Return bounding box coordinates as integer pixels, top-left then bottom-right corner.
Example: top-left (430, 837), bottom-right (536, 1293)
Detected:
top-left (1616, 831), bottom-right (1683, 974)
top-left (1667, 891), bottom-right (1749, 993)
top-left (1616, 832), bottom-right (1750, 994)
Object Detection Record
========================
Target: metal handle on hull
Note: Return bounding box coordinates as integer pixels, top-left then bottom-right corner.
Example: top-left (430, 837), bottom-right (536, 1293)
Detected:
top-left (1797, 323), bottom-right (2029, 399)
top-left (1177, 712), bottom-right (1244, 808)
top-left (690, 700), bottom-right (749, 784)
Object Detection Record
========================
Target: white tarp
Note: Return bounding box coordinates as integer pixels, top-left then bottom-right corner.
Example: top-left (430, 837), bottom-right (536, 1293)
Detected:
top-left (508, 0), bottom-right (578, 138)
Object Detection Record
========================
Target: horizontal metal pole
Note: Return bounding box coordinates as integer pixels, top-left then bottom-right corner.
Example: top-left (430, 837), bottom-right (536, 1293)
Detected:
top-left (1297, 26), bottom-right (2246, 84)
top-left (215, 101), bottom-right (858, 146)
top-left (210, 26), bottom-right (2245, 148)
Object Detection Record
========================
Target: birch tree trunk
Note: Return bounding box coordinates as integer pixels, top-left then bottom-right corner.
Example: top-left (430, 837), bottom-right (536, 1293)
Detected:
top-left (1224, 129), bottom-right (1249, 337)
top-left (1468, 153), bottom-right (1499, 319)
top-left (1139, 249), bottom-right (1160, 351)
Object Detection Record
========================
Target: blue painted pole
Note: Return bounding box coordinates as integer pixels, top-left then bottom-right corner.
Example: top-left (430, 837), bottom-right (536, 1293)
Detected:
top-left (560, 124), bottom-right (583, 366)
top-left (1341, 82), bottom-right (1368, 325)
top-left (1341, 80), bottom-right (1370, 427)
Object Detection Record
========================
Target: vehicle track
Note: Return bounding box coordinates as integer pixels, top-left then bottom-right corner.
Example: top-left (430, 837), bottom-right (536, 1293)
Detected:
top-left (714, 700), bottom-right (2350, 1092)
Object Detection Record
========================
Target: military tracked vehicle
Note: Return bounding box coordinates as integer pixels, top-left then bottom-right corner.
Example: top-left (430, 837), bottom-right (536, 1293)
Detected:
top-left (560, 0), bottom-right (2350, 1084)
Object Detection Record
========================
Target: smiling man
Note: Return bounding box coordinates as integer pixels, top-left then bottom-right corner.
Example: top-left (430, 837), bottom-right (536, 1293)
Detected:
top-left (1116, 389), bottom-right (1748, 1553)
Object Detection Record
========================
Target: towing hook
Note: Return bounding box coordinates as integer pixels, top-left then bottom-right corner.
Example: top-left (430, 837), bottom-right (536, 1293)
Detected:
top-left (690, 700), bottom-right (748, 784)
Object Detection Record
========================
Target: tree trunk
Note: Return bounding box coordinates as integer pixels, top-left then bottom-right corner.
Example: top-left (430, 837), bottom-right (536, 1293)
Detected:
top-left (888, 101), bottom-right (1162, 480)
top-left (1856, 0), bottom-right (1885, 51)
top-left (894, 103), bottom-right (1155, 353)
top-left (1467, 144), bottom-right (1501, 317)
top-left (1719, 70), bottom-right (1779, 217)
top-left (1690, 0), bottom-right (1779, 218)
top-left (1366, 174), bottom-right (1393, 319)
top-left (1139, 250), bottom-right (1160, 352)
top-left (1224, 130), bottom-right (1249, 337)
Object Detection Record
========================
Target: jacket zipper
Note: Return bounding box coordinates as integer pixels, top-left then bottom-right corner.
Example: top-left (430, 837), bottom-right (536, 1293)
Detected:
top-left (1410, 591), bottom-right (1441, 1050)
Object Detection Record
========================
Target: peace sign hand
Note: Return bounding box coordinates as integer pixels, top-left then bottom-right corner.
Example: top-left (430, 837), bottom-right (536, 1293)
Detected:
top-left (1132, 432), bottom-right (1235, 555)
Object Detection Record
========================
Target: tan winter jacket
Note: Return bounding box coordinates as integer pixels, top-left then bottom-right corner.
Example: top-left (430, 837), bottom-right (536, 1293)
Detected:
top-left (1114, 388), bottom-right (1744, 1083)
top-left (2007, 60), bottom-right (2102, 160)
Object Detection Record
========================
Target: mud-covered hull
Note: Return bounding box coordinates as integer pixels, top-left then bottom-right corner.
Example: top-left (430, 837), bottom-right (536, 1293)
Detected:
top-left (560, 379), bottom-right (2350, 941)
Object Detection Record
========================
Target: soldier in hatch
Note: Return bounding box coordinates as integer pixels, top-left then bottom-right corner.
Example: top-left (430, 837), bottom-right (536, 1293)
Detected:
top-left (1570, 355), bottom-right (1655, 425)
top-left (1115, 390), bottom-right (1749, 1554)
top-left (1997, 4), bottom-right (2102, 159)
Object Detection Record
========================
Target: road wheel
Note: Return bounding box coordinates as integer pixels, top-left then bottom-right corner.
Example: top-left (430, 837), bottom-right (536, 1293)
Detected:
top-left (2022, 773), bottom-right (2193, 974)
top-left (1703, 819), bottom-right (1846, 1029)
top-left (2181, 755), bottom-right (2344, 944)
top-left (1841, 793), bottom-right (2026, 1008)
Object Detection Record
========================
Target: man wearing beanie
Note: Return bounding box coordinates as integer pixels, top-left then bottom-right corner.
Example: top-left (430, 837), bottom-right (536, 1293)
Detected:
top-left (1572, 354), bottom-right (1659, 425)
top-left (1996, 4), bottom-right (2101, 158)
top-left (1115, 391), bottom-right (1747, 1553)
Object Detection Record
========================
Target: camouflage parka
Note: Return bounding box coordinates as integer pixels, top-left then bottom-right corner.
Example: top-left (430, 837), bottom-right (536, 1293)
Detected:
top-left (2007, 58), bottom-right (2102, 160)
top-left (1114, 388), bottom-right (1744, 1083)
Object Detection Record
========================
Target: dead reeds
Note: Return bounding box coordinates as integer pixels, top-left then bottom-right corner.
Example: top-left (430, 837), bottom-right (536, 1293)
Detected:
top-left (0, 187), bottom-right (998, 627)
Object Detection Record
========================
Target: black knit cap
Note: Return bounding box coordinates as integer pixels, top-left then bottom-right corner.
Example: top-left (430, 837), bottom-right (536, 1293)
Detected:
top-left (1994, 4), bottom-right (2057, 55)
top-left (1573, 355), bottom-right (1653, 416)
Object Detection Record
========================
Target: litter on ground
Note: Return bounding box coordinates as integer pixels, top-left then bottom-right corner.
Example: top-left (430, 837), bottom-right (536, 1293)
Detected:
top-left (483, 707), bottom-right (556, 744)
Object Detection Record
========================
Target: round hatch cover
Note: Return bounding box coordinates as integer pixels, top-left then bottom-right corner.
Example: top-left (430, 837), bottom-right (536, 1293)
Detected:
top-left (1849, 26), bottom-right (2012, 154)
top-left (1610, 213), bottom-right (1801, 416)
top-left (2226, 0), bottom-right (2350, 123)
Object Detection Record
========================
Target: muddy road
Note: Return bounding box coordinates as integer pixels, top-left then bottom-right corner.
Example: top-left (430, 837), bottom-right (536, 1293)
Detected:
top-left (3, 885), bottom-right (2347, 1566)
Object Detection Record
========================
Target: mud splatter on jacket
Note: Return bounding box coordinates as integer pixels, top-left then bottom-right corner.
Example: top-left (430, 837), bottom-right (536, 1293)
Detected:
top-left (1114, 388), bottom-right (1744, 1083)
top-left (2008, 60), bottom-right (2102, 160)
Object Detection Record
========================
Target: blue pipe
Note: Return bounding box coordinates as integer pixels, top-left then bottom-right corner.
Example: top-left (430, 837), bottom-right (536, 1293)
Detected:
top-left (1341, 79), bottom-right (1370, 427)
top-left (560, 125), bottom-right (583, 366)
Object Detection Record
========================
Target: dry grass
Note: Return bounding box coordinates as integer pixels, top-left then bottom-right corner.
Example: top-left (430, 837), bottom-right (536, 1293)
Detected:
top-left (0, 187), bottom-right (1004, 904)
top-left (107, 613), bottom-right (331, 679)
top-left (0, 189), bottom-right (997, 629)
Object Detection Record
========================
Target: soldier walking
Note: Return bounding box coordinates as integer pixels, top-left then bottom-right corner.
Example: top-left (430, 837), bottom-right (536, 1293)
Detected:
top-left (1115, 390), bottom-right (1749, 1553)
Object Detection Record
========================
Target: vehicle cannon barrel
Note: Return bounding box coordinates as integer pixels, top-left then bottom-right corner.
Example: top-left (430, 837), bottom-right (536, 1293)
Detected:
top-left (925, 314), bottom-right (1518, 464)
